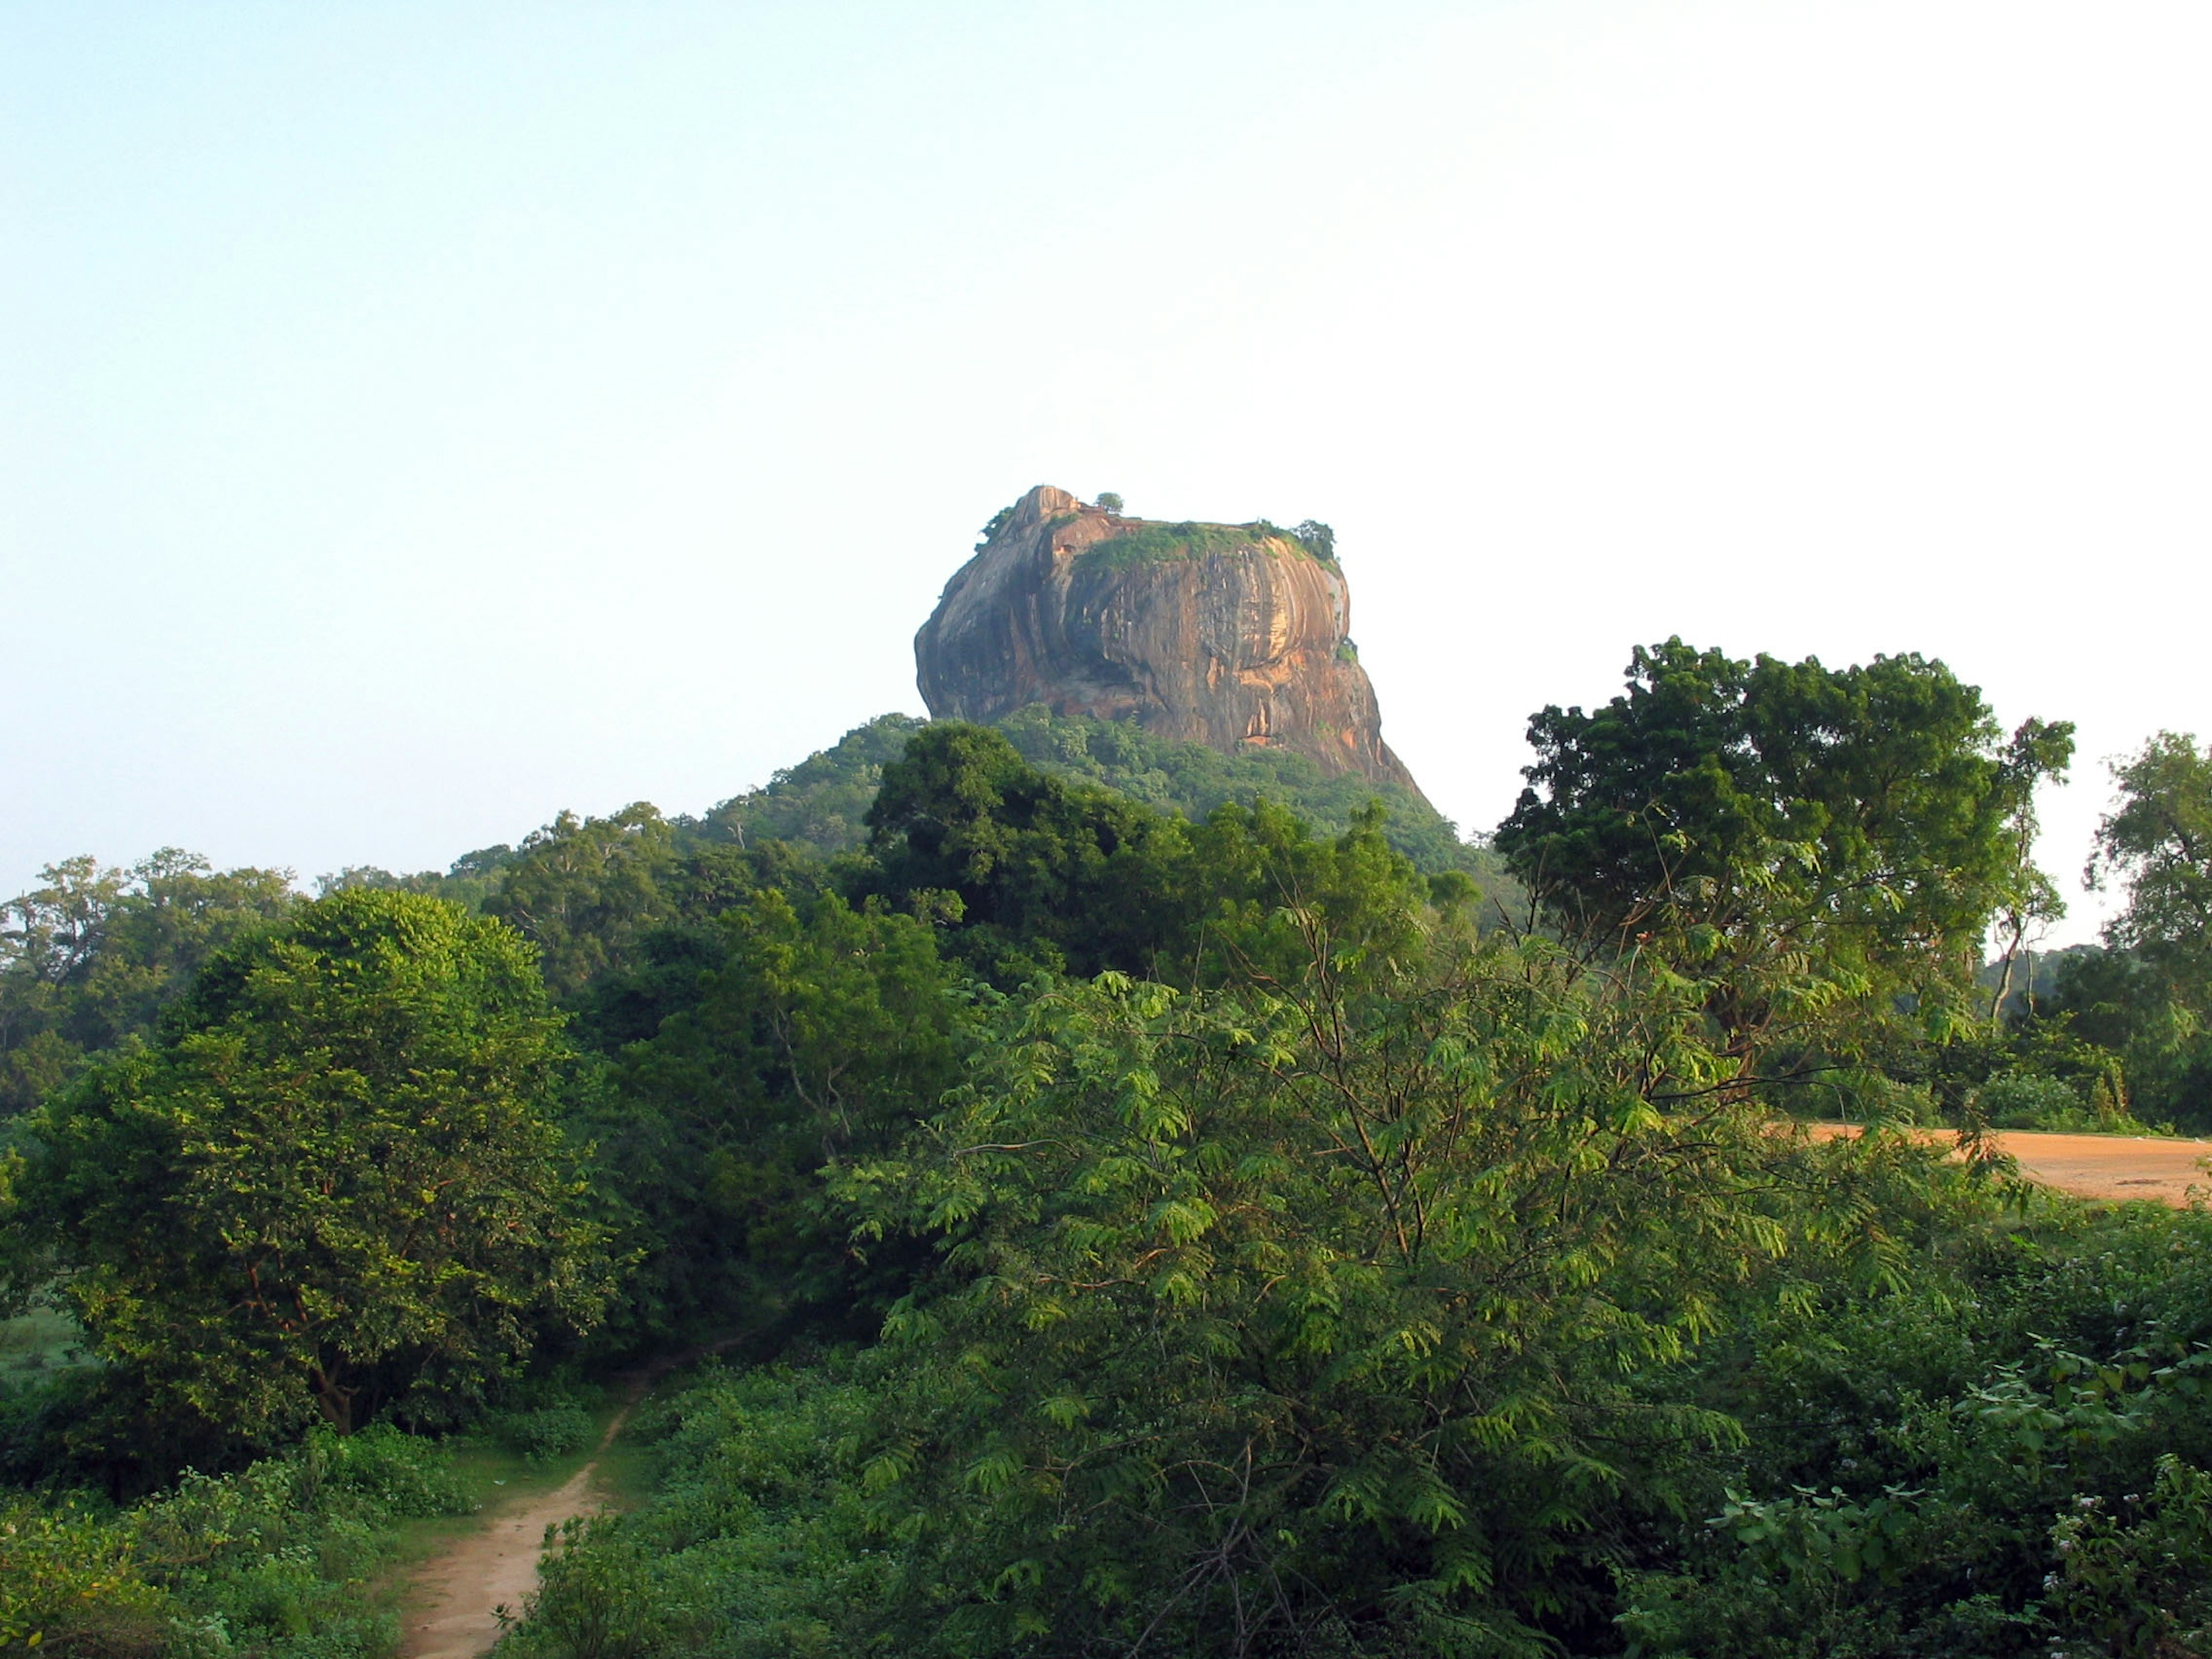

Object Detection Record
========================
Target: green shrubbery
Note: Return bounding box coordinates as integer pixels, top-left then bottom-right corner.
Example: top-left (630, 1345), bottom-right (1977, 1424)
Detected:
top-left (9, 645), bottom-right (2212, 1658)
top-left (1977, 1069), bottom-right (2159, 1134)
top-left (2, 1426), bottom-right (467, 1659)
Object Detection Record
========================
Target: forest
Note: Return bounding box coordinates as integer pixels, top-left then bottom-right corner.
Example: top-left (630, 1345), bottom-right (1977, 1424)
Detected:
top-left (4, 641), bottom-right (2212, 1658)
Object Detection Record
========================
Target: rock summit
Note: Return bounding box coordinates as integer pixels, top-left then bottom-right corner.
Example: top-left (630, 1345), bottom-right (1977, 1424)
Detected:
top-left (915, 485), bottom-right (1422, 793)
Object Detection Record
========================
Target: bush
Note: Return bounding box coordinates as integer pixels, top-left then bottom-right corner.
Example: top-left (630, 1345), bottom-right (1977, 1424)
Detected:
top-left (1979, 1070), bottom-right (2157, 1134)
top-left (0, 1426), bottom-right (469, 1659)
top-left (0, 1497), bottom-right (168, 1658)
top-left (489, 1404), bottom-right (596, 1464)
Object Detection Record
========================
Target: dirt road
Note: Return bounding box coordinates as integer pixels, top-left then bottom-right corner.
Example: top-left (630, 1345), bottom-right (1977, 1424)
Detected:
top-left (1810, 1124), bottom-right (2212, 1207)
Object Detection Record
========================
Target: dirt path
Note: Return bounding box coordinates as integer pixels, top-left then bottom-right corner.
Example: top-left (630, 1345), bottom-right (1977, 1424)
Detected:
top-left (397, 1410), bottom-right (627, 1659)
top-left (1810, 1124), bottom-right (2212, 1206)
top-left (397, 1335), bottom-right (748, 1659)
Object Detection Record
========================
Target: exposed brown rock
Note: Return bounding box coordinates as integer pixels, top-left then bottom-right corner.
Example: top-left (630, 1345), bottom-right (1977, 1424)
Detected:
top-left (915, 485), bottom-right (1424, 794)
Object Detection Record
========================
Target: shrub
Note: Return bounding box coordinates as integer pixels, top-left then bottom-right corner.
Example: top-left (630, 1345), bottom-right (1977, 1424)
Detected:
top-left (0, 1498), bottom-right (168, 1658)
top-left (490, 1404), bottom-right (596, 1464)
top-left (1980, 1070), bottom-right (2156, 1134)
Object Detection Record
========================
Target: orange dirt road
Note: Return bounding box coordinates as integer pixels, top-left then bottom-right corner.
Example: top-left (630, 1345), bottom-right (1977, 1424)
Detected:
top-left (1809, 1124), bottom-right (2212, 1207)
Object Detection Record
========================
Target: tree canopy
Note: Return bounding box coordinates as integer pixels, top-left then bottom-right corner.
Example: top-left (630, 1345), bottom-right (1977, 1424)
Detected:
top-left (1495, 639), bottom-right (2072, 1070)
top-left (9, 890), bottom-right (615, 1442)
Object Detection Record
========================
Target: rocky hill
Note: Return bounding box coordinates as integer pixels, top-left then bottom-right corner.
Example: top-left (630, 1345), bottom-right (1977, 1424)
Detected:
top-left (914, 485), bottom-right (1423, 795)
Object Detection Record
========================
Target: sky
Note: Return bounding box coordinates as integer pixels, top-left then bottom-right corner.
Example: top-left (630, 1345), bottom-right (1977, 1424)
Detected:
top-left (4, 1), bottom-right (2206, 945)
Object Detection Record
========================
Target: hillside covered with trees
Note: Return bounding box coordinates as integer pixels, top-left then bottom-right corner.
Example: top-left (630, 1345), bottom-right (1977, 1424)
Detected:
top-left (4, 643), bottom-right (2212, 1658)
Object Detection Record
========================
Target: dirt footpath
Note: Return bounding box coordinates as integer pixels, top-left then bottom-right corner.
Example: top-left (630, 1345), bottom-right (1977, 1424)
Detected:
top-left (1810, 1124), bottom-right (2212, 1207)
top-left (397, 1335), bottom-right (747, 1659)
top-left (399, 1457), bottom-right (608, 1659)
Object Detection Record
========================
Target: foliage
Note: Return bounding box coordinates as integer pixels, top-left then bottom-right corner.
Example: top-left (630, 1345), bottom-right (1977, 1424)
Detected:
top-left (0, 853), bottom-right (297, 1119)
top-left (1975, 1070), bottom-right (2153, 1135)
top-left (991, 703), bottom-right (1502, 883)
top-left (0, 1494), bottom-right (168, 1657)
top-left (861, 721), bottom-right (1483, 991)
top-left (1620, 1198), bottom-right (2212, 1657)
top-left (1293, 518), bottom-right (1338, 562)
top-left (583, 887), bottom-right (972, 1346)
top-left (502, 1359), bottom-right (893, 1659)
top-left (11, 891), bottom-right (617, 1446)
top-left (695, 715), bottom-right (930, 859)
top-left (2061, 734), bottom-right (2212, 1132)
top-left (1094, 491), bottom-right (1124, 514)
top-left (859, 722), bottom-right (1197, 982)
top-left (482, 806), bottom-right (763, 1003)
top-left (974, 504), bottom-right (1015, 551)
top-left (1495, 639), bottom-right (2072, 1074)
top-left (2048, 947), bottom-right (2212, 1132)
top-left (823, 931), bottom-right (1942, 1656)
top-left (2089, 732), bottom-right (2212, 985)
top-left (1, 1425), bottom-right (467, 1659)
top-left (1069, 516), bottom-right (1344, 574)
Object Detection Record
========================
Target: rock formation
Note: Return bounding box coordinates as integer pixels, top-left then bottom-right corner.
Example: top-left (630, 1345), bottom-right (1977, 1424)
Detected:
top-left (915, 485), bottom-right (1423, 794)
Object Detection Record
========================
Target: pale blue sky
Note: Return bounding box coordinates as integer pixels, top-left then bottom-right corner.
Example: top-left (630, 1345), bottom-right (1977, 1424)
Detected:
top-left (6, 1), bottom-right (2207, 941)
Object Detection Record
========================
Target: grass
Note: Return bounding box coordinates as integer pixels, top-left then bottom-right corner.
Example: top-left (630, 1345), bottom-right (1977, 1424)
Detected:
top-left (1073, 518), bottom-right (1325, 573)
top-left (0, 1304), bottom-right (89, 1385)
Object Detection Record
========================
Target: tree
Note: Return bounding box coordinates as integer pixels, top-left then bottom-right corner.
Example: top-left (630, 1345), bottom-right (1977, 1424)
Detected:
top-left (1095, 491), bottom-right (1124, 514)
top-left (836, 922), bottom-right (1915, 1655)
top-left (1494, 639), bottom-right (2071, 1075)
top-left (1291, 518), bottom-right (1336, 561)
top-left (0, 851), bottom-right (297, 1117)
top-left (12, 890), bottom-right (616, 1439)
top-left (483, 804), bottom-right (683, 1001)
top-left (861, 722), bottom-right (1196, 982)
top-left (2089, 731), bottom-right (2212, 990)
top-left (589, 887), bottom-right (970, 1343)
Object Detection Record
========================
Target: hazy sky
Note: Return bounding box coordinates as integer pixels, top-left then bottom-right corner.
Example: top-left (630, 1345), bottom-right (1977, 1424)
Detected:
top-left (5, 1), bottom-right (2206, 944)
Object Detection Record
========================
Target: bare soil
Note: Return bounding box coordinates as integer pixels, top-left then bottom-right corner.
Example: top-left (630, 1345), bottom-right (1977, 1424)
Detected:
top-left (396, 1415), bottom-right (624, 1659)
top-left (1809, 1124), bottom-right (2212, 1207)
top-left (397, 1335), bottom-right (748, 1659)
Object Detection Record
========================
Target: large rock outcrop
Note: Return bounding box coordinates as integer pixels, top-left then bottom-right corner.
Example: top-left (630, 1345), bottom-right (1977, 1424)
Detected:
top-left (915, 485), bottom-right (1423, 794)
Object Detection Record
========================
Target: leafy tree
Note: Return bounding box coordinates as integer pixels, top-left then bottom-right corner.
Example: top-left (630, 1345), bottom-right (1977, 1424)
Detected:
top-left (990, 702), bottom-right (1505, 886)
top-left (9, 890), bottom-right (616, 1440)
top-left (861, 722), bottom-right (1476, 993)
top-left (2089, 731), bottom-right (2212, 990)
top-left (975, 503), bottom-right (1015, 551)
top-left (1495, 639), bottom-right (2071, 1076)
top-left (861, 722), bottom-right (1196, 981)
top-left (833, 925), bottom-right (1921, 1655)
top-left (588, 888), bottom-right (969, 1344)
top-left (696, 713), bottom-right (928, 857)
top-left (0, 851), bottom-right (297, 1117)
top-left (482, 805), bottom-right (683, 1001)
top-left (1292, 517), bottom-right (1336, 561)
top-left (1095, 490), bottom-right (1124, 514)
top-left (482, 805), bottom-right (767, 1003)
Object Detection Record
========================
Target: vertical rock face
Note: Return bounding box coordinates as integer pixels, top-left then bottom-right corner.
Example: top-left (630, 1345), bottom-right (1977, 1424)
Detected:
top-left (915, 484), bottom-right (1424, 794)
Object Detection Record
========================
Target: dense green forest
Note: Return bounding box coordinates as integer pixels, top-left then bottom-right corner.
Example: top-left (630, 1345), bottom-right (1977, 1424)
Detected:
top-left (5, 652), bottom-right (2212, 1657)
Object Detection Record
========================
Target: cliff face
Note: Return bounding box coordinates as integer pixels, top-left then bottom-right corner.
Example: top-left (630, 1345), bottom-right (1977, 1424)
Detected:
top-left (915, 485), bottom-right (1423, 794)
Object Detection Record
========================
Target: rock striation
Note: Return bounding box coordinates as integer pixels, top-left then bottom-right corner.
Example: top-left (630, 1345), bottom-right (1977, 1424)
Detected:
top-left (915, 485), bottom-right (1423, 794)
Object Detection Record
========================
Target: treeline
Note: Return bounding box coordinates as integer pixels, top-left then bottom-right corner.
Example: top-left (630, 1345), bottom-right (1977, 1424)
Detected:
top-left (2, 645), bottom-right (2211, 1656)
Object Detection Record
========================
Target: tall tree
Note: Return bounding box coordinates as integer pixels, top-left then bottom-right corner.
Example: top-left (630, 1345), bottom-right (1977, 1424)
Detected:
top-left (0, 851), bottom-right (297, 1116)
top-left (1494, 639), bottom-right (2071, 1073)
top-left (2089, 731), bottom-right (2212, 992)
top-left (592, 887), bottom-right (970, 1342)
top-left (9, 891), bottom-right (616, 1439)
